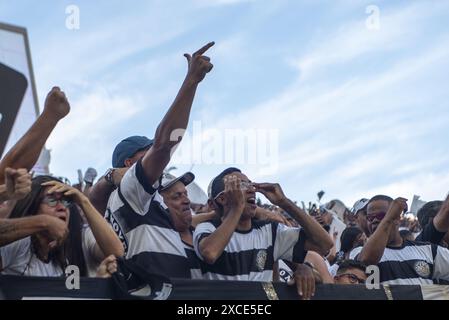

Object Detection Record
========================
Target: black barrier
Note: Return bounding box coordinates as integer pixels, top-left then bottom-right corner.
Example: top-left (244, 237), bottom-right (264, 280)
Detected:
top-left (0, 275), bottom-right (425, 300)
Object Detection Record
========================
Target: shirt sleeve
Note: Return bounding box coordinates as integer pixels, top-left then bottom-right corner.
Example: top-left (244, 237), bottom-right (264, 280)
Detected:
top-left (433, 245), bottom-right (449, 281)
top-left (193, 222), bottom-right (217, 261)
top-left (273, 223), bottom-right (307, 264)
top-left (118, 159), bottom-right (160, 216)
top-left (349, 246), bottom-right (363, 260)
top-left (0, 237), bottom-right (31, 271)
top-left (415, 221), bottom-right (446, 245)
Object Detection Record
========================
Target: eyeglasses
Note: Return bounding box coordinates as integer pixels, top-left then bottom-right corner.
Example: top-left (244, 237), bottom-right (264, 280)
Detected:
top-left (336, 273), bottom-right (365, 284)
top-left (367, 211), bottom-right (387, 222)
top-left (42, 196), bottom-right (72, 208)
top-left (213, 180), bottom-right (254, 201)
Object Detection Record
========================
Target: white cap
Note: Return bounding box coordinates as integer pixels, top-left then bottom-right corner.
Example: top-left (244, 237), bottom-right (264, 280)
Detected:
top-left (160, 172), bottom-right (195, 192)
top-left (351, 198), bottom-right (370, 215)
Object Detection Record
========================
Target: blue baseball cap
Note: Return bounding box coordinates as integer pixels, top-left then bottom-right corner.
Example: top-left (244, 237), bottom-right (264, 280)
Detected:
top-left (112, 136), bottom-right (154, 168)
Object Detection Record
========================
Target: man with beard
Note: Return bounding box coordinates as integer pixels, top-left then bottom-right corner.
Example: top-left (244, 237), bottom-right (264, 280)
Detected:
top-left (350, 195), bottom-right (449, 285)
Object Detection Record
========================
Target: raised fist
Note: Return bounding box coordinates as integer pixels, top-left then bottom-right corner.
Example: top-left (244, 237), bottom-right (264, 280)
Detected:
top-left (4, 168), bottom-right (32, 201)
top-left (385, 197), bottom-right (408, 222)
top-left (43, 86), bottom-right (70, 120)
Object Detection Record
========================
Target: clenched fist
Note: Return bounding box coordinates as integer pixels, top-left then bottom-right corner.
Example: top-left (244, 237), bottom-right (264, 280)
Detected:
top-left (184, 42), bottom-right (214, 84)
top-left (3, 168), bottom-right (32, 201)
top-left (43, 86), bottom-right (70, 120)
top-left (385, 197), bottom-right (408, 222)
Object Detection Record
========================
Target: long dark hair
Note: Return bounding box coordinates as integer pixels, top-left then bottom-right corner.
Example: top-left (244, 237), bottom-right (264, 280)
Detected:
top-left (10, 175), bottom-right (87, 276)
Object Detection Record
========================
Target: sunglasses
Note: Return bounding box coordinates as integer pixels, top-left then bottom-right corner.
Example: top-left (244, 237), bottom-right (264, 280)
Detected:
top-left (42, 195), bottom-right (72, 208)
top-left (367, 211), bottom-right (387, 222)
top-left (336, 273), bottom-right (365, 284)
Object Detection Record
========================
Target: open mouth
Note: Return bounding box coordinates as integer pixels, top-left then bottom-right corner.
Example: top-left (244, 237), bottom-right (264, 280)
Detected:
top-left (55, 211), bottom-right (68, 222)
top-left (246, 197), bottom-right (257, 209)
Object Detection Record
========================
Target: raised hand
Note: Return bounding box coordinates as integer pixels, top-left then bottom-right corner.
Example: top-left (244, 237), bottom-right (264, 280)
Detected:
top-left (385, 197), bottom-right (408, 222)
top-left (222, 175), bottom-right (245, 214)
top-left (42, 180), bottom-right (87, 204)
top-left (4, 168), bottom-right (32, 201)
top-left (83, 167), bottom-right (98, 185)
top-left (184, 42), bottom-right (214, 84)
top-left (43, 86), bottom-right (70, 120)
top-left (254, 183), bottom-right (287, 207)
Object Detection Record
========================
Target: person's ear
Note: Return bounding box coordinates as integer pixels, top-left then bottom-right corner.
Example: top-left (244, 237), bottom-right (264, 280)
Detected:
top-left (124, 158), bottom-right (133, 168)
top-left (215, 195), bottom-right (226, 207)
top-left (207, 199), bottom-right (216, 210)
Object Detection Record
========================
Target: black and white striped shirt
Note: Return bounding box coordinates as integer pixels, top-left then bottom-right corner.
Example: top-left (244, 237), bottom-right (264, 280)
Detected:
top-left (105, 160), bottom-right (202, 279)
top-left (193, 219), bottom-right (307, 281)
top-left (350, 240), bottom-right (449, 285)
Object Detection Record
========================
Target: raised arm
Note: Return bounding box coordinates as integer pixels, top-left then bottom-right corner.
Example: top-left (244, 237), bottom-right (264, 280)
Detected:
top-left (357, 198), bottom-right (407, 265)
top-left (197, 176), bottom-right (245, 264)
top-left (43, 181), bottom-right (124, 259)
top-left (141, 42), bottom-right (214, 185)
top-left (0, 87), bottom-right (70, 183)
top-left (254, 183), bottom-right (333, 256)
top-left (88, 168), bottom-right (128, 216)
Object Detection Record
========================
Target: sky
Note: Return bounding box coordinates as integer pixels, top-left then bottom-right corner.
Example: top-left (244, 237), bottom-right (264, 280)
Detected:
top-left (1, 0), bottom-right (449, 209)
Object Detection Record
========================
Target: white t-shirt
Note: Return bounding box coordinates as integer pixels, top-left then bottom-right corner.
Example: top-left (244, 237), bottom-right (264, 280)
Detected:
top-left (1, 226), bottom-right (98, 277)
top-left (0, 237), bottom-right (64, 277)
top-left (82, 226), bottom-right (101, 277)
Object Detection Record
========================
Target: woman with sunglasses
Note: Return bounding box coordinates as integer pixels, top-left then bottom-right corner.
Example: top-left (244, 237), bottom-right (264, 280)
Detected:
top-left (0, 175), bottom-right (124, 277)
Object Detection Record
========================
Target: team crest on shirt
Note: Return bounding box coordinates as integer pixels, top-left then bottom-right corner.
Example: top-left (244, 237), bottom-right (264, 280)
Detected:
top-left (256, 250), bottom-right (268, 271)
top-left (414, 260), bottom-right (431, 278)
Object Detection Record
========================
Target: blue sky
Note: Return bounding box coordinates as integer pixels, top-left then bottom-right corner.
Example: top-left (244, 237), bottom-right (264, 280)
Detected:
top-left (1, 0), bottom-right (449, 208)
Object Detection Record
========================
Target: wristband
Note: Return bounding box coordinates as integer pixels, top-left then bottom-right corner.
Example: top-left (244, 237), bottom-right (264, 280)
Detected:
top-left (104, 168), bottom-right (116, 187)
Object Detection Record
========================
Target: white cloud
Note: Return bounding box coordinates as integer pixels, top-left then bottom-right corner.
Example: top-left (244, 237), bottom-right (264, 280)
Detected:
top-left (6, 0), bottom-right (448, 206)
top-left (290, 1), bottom-right (449, 79)
top-left (194, 0), bottom-right (257, 7)
top-left (169, 1), bottom-right (449, 206)
top-left (46, 86), bottom-right (142, 177)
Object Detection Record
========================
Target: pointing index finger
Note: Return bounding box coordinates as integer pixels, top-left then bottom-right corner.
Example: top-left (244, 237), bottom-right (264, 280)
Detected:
top-left (193, 42), bottom-right (215, 57)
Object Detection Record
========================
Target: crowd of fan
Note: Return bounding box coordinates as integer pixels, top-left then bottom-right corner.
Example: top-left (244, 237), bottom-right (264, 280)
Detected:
top-left (2, 42), bottom-right (449, 300)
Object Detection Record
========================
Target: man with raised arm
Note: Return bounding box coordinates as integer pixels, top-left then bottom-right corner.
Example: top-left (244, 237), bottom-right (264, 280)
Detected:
top-left (102, 43), bottom-right (214, 279)
top-left (351, 195), bottom-right (449, 285)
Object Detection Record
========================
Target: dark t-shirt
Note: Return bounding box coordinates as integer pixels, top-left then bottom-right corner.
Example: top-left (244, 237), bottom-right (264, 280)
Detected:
top-left (415, 221), bottom-right (446, 245)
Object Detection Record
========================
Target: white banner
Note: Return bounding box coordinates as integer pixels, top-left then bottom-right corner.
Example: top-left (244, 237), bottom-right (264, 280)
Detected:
top-left (0, 23), bottom-right (39, 158)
